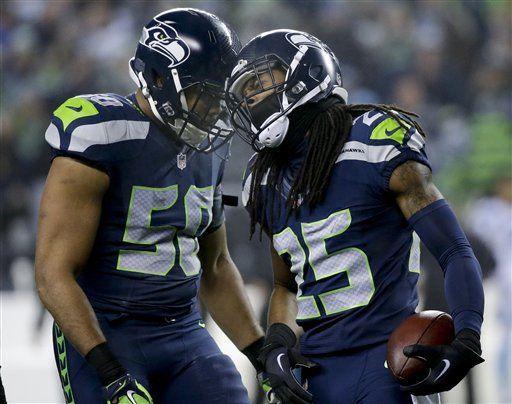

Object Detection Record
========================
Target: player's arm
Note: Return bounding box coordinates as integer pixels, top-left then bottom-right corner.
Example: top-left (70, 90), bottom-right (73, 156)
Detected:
top-left (35, 157), bottom-right (152, 402)
top-left (389, 160), bottom-right (485, 395)
top-left (253, 243), bottom-right (315, 404)
top-left (35, 157), bottom-right (109, 355)
top-left (198, 223), bottom-right (264, 353)
top-left (268, 243), bottom-right (302, 334)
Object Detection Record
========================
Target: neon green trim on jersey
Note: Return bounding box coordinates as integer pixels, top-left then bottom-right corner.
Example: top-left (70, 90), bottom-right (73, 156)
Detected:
top-left (370, 117), bottom-right (409, 145)
top-left (179, 185), bottom-right (213, 276)
top-left (302, 209), bottom-right (351, 281)
top-left (117, 185), bottom-right (178, 276)
top-left (317, 247), bottom-right (374, 316)
top-left (53, 97), bottom-right (99, 131)
top-left (296, 295), bottom-right (321, 320)
top-left (54, 323), bottom-right (75, 404)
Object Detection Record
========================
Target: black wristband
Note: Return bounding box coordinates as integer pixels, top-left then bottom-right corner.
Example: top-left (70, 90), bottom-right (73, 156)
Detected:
top-left (241, 337), bottom-right (265, 372)
top-left (85, 342), bottom-right (126, 386)
top-left (266, 323), bottom-right (297, 349)
top-left (455, 328), bottom-right (482, 356)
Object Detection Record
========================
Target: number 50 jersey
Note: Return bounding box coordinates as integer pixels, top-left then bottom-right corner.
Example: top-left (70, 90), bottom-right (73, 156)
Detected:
top-left (243, 110), bottom-right (430, 355)
top-left (45, 93), bottom-right (226, 318)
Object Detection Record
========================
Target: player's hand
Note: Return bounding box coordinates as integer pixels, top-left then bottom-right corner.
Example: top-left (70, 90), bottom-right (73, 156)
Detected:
top-left (104, 374), bottom-right (153, 404)
top-left (258, 323), bottom-right (317, 403)
top-left (401, 329), bottom-right (484, 396)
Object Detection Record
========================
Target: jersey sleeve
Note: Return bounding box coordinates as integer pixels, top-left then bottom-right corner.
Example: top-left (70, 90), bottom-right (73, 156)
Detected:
top-left (352, 110), bottom-right (431, 192)
top-left (203, 158), bottom-right (227, 235)
top-left (206, 184), bottom-right (225, 233)
top-left (44, 94), bottom-right (149, 174)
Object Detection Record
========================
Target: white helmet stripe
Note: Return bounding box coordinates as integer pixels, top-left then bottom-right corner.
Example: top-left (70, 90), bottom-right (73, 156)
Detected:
top-left (283, 45), bottom-right (308, 109)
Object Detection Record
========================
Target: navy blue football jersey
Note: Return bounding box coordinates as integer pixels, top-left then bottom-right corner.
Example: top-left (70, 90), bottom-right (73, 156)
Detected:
top-left (242, 110), bottom-right (430, 354)
top-left (45, 93), bottom-right (226, 317)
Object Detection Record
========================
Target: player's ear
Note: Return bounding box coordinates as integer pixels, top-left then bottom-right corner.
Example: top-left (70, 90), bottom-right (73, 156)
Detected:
top-left (154, 72), bottom-right (164, 88)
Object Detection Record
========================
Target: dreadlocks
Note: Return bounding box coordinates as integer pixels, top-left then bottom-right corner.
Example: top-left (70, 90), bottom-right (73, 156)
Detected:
top-left (247, 101), bottom-right (427, 238)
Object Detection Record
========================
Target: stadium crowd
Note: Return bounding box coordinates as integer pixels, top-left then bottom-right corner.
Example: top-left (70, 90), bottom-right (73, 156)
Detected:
top-left (1, 1), bottom-right (510, 402)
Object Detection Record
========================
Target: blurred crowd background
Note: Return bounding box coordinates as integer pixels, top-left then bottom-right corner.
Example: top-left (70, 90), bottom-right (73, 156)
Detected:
top-left (1, 1), bottom-right (510, 403)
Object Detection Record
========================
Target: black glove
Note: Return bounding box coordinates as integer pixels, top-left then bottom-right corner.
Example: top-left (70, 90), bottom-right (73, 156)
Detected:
top-left (104, 373), bottom-right (153, 404)
top-left (85, 341), bottom-right (153, 403)
top-left (242, 336), bottom-right (265, 372)
top-left (401, 328), bottom-right (484, 396)
top-left (257, 323), bottom-right (317, 404)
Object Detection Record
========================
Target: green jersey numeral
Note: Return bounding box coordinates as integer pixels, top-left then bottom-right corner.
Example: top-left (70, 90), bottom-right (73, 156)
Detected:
top-left (117, 185), bottom-right (213, 277)
top-left (273, 209), bottom-right (375, 320)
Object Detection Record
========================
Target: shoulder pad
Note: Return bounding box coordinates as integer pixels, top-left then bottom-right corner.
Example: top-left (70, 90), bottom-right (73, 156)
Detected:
top-left (352, 109), bottom-right (425, 147)
top-left (46, 94), bottom-right (150, 154)
top-left (340, 109), bottom-right (427, 165)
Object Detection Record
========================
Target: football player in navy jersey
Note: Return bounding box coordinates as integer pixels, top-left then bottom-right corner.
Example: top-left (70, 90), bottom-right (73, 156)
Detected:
top-left (35, 9), bottom-right (265, 403)
top-left (226, 30), bottom-right (485, 404)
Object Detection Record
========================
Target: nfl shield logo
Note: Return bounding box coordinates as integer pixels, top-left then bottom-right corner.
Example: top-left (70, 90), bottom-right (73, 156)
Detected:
top-left (177, 153), bottom-right (187, 170)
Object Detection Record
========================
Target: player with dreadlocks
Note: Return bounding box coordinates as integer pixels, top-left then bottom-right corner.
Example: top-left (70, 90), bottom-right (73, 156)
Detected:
top-left (247, 101), bottom-right (425, 238)
top-left (226, 30), bottom-right (485, 404)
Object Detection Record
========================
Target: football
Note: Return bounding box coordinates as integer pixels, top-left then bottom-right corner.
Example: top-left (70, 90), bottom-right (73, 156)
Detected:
top-left (386, 311), bottom-right (455, 385)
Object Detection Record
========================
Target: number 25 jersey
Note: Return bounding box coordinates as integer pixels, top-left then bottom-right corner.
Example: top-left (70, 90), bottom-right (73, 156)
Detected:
top-left (45, 93), bottom-right (226, 318)
top-left (243, 110), bottom-right (431, 355)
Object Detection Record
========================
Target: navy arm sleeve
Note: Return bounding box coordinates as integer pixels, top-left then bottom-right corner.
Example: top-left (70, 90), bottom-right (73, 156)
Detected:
top-left (409, 199), bottom-right (484, 335)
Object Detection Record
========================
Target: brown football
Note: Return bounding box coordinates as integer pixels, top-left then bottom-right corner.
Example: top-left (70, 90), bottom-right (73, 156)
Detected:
top-left (386, 310), bottom-right (455, 385)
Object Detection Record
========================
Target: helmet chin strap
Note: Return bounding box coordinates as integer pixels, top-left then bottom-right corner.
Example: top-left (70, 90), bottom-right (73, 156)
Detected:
top-left (138, 72), bottom-right (167, 126)
top-left (129, 59), bottom-right (166, 126)
top-left (257, 113), bottom-right (289, 148)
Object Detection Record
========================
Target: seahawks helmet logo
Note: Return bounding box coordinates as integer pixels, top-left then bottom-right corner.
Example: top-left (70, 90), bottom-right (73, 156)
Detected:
top-left (285, 32), bottom-right (324, 50)
top-left (140, 19), bottom-right (190, 68)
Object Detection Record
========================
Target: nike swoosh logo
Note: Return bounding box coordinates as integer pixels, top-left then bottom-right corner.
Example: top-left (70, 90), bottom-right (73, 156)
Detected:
top-left (385, 126), bottom-right (401, 137)
top-left (66, 105), bottom-right (83, 112)
top-left (127, 390), bottom-right (137, 404)
top-left (277, 353), bottom-right (286, 372)
top-left (434, 359), bottom-right (451, 382)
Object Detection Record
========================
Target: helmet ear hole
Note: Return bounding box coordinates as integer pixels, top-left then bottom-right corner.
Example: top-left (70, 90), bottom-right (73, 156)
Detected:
top-left (151, 70), bottom-right (164, 89)
top-left (156, 76), bottom-right (164, 89)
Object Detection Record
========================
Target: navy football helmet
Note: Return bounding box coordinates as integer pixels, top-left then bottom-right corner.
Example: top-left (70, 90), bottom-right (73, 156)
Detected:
top-left (226, 29), bottom-right (348, 150)
top-left (129, 8), bottom-right (241, 152)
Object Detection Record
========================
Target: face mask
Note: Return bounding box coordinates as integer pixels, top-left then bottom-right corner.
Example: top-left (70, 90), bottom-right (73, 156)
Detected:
top-left (250, 95), bottom-right (282, 129)
top-left (179, 120), bottom-right (209, 148)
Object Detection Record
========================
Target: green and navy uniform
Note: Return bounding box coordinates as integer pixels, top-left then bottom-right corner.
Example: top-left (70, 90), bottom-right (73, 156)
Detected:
top-left (243, 110), bottom-right (431, 403)
top-left (47, 93), bottom-right (249, 403)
